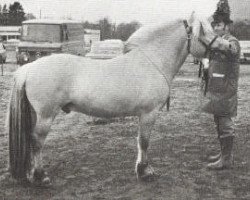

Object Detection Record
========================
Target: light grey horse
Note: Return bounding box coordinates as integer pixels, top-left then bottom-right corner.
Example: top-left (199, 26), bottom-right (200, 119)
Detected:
top-left (7, 12), bottom-right (224, 185)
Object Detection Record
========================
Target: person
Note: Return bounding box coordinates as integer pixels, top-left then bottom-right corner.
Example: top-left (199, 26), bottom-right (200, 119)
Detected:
top-left (202, 0), bottom-right (241, 170)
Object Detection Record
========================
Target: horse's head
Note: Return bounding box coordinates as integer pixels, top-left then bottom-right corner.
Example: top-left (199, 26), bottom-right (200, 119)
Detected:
top-left (187, 12), bottom-right (220, 58)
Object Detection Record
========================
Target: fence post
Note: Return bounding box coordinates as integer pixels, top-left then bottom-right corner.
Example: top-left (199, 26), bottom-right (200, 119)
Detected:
top-left (1, 60), bottom-right (3, 76)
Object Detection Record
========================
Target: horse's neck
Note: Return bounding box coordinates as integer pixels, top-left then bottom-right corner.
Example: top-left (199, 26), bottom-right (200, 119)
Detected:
top-left (144, 25), bottom-right (189, 82)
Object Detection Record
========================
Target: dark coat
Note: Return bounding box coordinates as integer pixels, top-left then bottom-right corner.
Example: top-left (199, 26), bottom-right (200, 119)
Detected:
top-left (202, 34), bottom-right (241, 117)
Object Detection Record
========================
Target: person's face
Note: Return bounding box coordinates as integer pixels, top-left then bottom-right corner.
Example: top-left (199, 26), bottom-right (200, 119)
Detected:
top-left (213, 21), bottom-right (227, 36)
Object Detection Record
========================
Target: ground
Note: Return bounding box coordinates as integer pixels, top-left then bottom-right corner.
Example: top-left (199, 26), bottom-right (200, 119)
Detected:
top-left (0, 52), bottom-right (249, 200)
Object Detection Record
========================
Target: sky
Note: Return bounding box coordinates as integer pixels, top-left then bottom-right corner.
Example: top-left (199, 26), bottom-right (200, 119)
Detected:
top-left (1, 0), bottom-right (219, 24)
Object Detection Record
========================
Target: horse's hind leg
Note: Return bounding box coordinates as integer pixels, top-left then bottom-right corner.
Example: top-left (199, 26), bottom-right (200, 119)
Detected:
top-left (136, 110), bottom-right (157, 181)
top-left (29, 113), bottom-right (55, 185)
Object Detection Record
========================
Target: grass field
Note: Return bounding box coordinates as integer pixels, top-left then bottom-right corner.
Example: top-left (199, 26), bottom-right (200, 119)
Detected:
top-left (0, 53), bottom-right (249, 200)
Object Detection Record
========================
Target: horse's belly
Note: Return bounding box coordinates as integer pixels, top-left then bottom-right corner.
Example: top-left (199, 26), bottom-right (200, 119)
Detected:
top-left (67, 92), bottom-right (157, 118)
top-left (66, 102), bottom-right (140, 118)
top-left (68, 76), bottom-right (168, 118)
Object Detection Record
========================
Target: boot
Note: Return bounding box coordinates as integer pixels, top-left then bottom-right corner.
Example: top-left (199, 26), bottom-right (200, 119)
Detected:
top-left (207, 136), bottom-right (234, 170)
top-left (207, 116), bottom-right (222, 162)
top-left (207, 152), bottom-right (221, 162)
top-left (207, 134), bottom-right (221, 162)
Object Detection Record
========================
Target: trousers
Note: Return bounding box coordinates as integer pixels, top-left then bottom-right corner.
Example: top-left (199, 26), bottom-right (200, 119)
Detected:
top-left (213, 115), bottom-right (235, 139)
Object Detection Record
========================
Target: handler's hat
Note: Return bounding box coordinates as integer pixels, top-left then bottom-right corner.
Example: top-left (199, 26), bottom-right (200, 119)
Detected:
top-left (212, 0), bottom-right (233, 24)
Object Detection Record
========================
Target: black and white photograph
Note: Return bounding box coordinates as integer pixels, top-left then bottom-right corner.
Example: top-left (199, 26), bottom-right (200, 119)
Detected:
top-left (0, 0), bottom-right (249, 199)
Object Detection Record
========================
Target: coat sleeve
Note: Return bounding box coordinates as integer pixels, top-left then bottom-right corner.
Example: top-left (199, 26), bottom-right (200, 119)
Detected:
top-left (227, 39), bottom-right (241, 57)
top-left (213, 36), bottom-right (241, 58)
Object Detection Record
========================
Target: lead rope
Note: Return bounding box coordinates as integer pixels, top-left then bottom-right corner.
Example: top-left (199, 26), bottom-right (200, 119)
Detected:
top-left (183, 20), bottom-right (205, 117)
top-left (183, 20), bottom-right (193, 54)
top-left (137, 48), bottom-right (171, 111)
top-left (198, 58), bottom-right (212, 118)
top-left (198, 72), bottom-right (205, 117)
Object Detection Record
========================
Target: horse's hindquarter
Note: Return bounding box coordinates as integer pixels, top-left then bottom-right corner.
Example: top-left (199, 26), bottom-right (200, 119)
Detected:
top-left (25, 54), bottom-right (81, 116)
top-left (71, 52), bottom-right (169, 117)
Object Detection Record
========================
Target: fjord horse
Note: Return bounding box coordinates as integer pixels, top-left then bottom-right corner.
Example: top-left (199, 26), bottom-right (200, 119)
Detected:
top-left (7, 13), bottom-right (223, 185)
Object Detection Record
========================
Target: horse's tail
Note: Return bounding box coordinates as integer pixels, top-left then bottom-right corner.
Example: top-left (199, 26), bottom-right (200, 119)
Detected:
top-left (7, 68), bottom-right (33, 180)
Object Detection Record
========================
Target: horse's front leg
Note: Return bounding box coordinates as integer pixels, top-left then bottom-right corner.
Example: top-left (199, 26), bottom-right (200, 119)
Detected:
top-left (136, 110), bottom-right (157, 181)
top-left (29, 116), bottom-right (53, 186)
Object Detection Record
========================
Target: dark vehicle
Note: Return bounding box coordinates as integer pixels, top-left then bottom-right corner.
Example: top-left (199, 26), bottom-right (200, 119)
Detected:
top-left (16, 19), bottom-right (86, 65)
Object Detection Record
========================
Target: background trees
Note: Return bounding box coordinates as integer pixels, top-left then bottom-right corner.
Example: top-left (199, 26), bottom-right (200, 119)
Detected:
top-left (83, 17), bottom-right (141, 41)
top-left (231, 20), bottom-right (250, 40)
top-left (114, 21), bottom-right (141, 41)
top-left (98, 17), bottom-right (113, 40)
top-left (8, 2), bottom-right (25, 25)
top-left (1, 1), bottom-right (250, 41)
top-left (87, 17), bottom-right (250, 42)
top-left (0, 1), bottom-right (29, 26)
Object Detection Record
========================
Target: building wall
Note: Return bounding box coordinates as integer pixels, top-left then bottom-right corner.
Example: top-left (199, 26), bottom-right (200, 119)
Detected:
top-left (0, 26), bottom-right (21, 42)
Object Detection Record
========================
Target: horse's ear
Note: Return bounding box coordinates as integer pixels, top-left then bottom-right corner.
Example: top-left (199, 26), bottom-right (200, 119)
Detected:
top-left (188, 11), bottom-right (196, 25)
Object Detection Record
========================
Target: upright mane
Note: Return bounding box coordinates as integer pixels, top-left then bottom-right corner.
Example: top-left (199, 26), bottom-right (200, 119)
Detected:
top-left (191, 15), bottom-right (214, 38)
top-left (125, 19), bottom-right (183, 52)
top-left (200, 17), bottom-right (215, 34)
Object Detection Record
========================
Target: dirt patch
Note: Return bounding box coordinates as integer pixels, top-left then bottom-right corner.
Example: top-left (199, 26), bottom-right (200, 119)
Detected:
top-left (0, 54), bottom-right (249, 200)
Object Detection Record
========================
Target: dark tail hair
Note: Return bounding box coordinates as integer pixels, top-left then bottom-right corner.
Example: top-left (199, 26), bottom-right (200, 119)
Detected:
top-left (8, 79), bottom-right (33, 180)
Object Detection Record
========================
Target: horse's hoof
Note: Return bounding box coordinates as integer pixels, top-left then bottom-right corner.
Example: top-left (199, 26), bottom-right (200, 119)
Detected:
top-left (32, 169), bottom-right (51, 187)
top-left (33, 176), bottom-right (51, 187)
top-left (0, 170), bottom-right (31, 186)
top-left (139, 173), bottom-right (158, 182)
top-left (136, 163), bottom-right (158, 182)
top-left (41, 176), bottom-right (51, 186)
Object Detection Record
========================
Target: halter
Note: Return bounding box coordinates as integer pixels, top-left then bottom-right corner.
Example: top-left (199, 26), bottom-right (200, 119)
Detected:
top-left (183, 20), bottom-right (219, 57)
top-left (183, 20), bottom-right (219, 97)
top-left (183, 20), bottom-right (193, 53)
top-left (198, 34), bottom-right (219, 96)
top-left (198, 35), bottom-right (219, 57)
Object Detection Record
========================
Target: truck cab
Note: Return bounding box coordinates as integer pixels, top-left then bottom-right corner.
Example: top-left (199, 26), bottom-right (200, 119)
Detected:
top-left (16, 19), bottom-right (86, 65)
